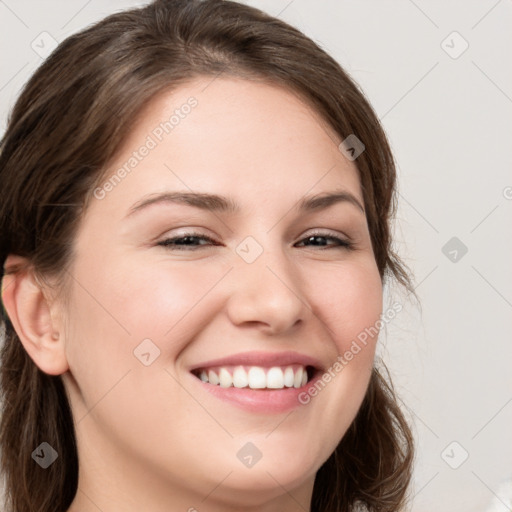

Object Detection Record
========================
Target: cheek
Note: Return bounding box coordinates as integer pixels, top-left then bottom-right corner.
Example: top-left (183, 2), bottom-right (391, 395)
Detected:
top-left (307, 258), bottom-right (383, 354)
top-left (298, 257), bottom-right (382, 420)
top-left (66, 254), bottom-right (228, 368)
top-left (115, 257), bottom-right (230, 341)
top-left (296, 259), bottom-right (382, 446)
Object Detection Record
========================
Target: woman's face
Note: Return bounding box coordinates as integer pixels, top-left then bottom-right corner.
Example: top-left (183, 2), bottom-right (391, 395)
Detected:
top-left (62, 76), bottom-right (383, 510)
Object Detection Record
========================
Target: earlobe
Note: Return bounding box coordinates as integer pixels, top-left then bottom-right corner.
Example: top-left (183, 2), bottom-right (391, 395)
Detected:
top-left (1, 255), bottom-right (69, 376)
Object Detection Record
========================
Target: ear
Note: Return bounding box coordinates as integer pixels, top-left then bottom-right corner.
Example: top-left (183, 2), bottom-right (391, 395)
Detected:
top-left (1, 254), bottom-right (69, 375)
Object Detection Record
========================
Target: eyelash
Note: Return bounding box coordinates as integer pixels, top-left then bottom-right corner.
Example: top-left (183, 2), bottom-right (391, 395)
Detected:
top-left (157, 231), bottom-right (353, 251)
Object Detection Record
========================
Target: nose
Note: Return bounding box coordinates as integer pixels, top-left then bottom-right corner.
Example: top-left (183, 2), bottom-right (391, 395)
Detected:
top-left (225, 245), bottom-right (307, 335)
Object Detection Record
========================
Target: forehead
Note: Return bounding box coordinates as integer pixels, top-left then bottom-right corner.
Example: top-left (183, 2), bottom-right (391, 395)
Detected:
top-left (93, 76), bottom-right (363, 217)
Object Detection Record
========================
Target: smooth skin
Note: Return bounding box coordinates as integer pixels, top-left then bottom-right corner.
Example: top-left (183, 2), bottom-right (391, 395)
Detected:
top-left (2, 76), bottom-right (383, 512)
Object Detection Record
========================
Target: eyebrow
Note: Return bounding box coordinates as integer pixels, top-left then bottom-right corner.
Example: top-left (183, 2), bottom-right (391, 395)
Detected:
top-left (125, 189), bottom-right (365, 218)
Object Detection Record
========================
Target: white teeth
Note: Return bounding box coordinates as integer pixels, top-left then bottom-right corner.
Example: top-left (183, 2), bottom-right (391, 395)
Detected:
top-left (248, 367), bottom-right (267, 389)
top-left (208, 369), bottom-right (219, 386)
top-left (219, 368), bottom-right (233, 388)
top-left (293, 367), bottom-right (303, 388)
top-left (197, 365), bottom-right (311, 389)
top-left (266, 367), bottom-right (284, 388)
top-left (283, 367), bottom-right (295, 387)
top-left (232, 366), bottom-right (248, 388)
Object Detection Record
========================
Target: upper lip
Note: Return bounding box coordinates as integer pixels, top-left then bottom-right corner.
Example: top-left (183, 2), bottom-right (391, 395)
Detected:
top-left (189, 350), bottom-right (324, 372)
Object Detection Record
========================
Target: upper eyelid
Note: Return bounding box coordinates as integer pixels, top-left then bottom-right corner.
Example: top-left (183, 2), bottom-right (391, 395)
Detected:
top-left (157, 230), bottom-right (353, 246)
top-left (158, 227), bottom-right (350, 239)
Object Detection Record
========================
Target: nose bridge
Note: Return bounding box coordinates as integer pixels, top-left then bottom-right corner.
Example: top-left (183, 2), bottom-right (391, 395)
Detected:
top-left (226, 233), bottom-right (307, 333)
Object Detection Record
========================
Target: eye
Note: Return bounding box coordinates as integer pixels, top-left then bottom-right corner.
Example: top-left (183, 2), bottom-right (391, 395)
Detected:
top-left (157, 230), bottom-right (353, 251)
top-left (157, 232), bottom-right (219, 251)
top-left (295, 231), bottom-right (353, 250)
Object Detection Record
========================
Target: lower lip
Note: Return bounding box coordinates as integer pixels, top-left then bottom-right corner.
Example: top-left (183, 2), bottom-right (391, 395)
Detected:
top-left (191, 373), bottom-right (321, 413)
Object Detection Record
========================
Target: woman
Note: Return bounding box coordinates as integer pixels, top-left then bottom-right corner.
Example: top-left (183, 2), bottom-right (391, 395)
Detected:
top-left (0, 0), bottom-right (414, 511)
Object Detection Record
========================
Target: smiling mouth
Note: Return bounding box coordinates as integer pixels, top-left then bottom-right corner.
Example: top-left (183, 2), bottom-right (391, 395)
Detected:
top-left (191, 364), bottom-right (318, 390)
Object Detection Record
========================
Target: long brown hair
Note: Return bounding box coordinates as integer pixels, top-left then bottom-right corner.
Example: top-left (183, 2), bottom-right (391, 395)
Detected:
top-left (0, 1), bottom-right (414, 510)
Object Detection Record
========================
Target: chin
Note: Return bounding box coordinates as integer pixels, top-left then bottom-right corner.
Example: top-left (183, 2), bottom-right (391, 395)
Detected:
top-left (201, 462), bottom-right (317, 508)
top-left (209, 438), bottom-right (321, 494)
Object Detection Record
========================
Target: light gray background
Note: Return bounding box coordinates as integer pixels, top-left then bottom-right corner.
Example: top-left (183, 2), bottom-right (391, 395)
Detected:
top-left (1, 1), bottom-right (511, 511)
